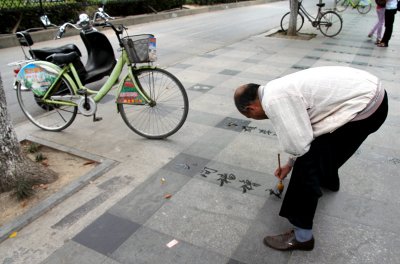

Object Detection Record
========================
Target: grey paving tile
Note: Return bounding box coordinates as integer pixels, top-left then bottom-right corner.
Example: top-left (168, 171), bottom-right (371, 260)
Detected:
top-left (291, 214), bottom-right (400, 264)
top-left (183, 128), bottom-right (238, 160)
top-left (41, 240), bottom-right (109, 264)
top-left (172, 63), bottom-right (192, 69)
top-left (230, 217), bottom-right (292, 264)
top-left (212, 130), bottom-right (280, 175)
top-left (112, 226), bottom-right (231, 264)
top-left (108, 170), bottom-right (191, 224)
top-left (144, 179), bottom-right (259, 258)
top-left (73, 212), bottom-right (140, 255)
top-left (317, 190), bottom-right (400, 234)
top-left (186, 109), bottom-right (225, 127)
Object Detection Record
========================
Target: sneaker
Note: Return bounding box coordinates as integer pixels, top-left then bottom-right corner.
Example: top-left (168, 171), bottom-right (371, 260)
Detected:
top-left (263, 230), bottom-right (315, 251)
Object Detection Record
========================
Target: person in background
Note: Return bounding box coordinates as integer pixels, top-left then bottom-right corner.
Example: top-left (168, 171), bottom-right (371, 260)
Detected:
top-left (368, 0), bottom-right (386, 44)
top-left (377, 0), bottom-right (397, 47)
top-left (233, 66), bottom-right (388, 251)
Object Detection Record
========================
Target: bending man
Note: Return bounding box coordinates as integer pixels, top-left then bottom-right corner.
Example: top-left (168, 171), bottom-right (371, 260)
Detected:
top-left (233, 66), bottom-right (388, 251)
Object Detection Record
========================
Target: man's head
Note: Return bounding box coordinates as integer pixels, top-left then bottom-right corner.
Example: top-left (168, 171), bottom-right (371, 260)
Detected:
top-left (234, 83), bottom-right (268, 120)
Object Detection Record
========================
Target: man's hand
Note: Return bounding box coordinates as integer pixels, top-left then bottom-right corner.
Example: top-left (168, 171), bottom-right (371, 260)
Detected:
top-left (274, 163), bottom-right (292, 180)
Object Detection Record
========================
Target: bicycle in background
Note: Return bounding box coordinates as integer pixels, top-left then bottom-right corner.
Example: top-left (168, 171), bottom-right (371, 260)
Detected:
top-left (335, 0), bottom-right (372, 14)
top-left (280, 0), bottom-right (343, 37)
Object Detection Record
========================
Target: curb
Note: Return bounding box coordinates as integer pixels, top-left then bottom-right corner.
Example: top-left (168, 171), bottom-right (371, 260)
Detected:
top-left (0, 0), bottom-right (278, 49)
top-left (0, 136), bottom-right (118, 243)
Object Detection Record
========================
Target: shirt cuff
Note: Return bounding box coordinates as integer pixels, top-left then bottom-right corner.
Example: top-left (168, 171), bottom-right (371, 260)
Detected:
top-left (287, 156), bottom-right (297, 167)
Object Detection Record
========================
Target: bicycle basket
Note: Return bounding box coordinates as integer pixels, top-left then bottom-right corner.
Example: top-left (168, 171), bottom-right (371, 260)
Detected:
top-left (122, 34), bottom-right (156, 63)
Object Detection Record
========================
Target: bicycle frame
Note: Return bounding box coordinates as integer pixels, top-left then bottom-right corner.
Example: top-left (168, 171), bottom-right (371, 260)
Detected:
top-left (298, 2), bottom-right (322, 24)
top-left (17, 49), bottom-right (153, 109)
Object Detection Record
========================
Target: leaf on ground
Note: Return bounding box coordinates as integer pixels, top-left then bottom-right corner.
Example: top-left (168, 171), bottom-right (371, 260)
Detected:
top-left (83, 161), bottom-right (96, 166)
top-left (164, 193), bottom-right (172, 199)
top-left (9, 232), bottom-right (17, 238)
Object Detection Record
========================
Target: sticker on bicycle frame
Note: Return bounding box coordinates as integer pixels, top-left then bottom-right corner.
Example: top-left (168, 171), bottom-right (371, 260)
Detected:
top-left (116, 79), bottom-right (146, 105)
top-left (16, 63), bottom-right (57, 96)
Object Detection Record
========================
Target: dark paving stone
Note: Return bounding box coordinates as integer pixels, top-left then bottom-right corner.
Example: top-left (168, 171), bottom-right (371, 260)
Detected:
top-left (226, 259), bottom-right (247, 264)
top-left (219, 69), bottom-right (241, 76)
top-left (172, 63), bottom-right (192, 69)
top-left (199, 53), bottom-right (217, 58)
top-left (242, 58), bottom-right (261, 63)
top-left (351, 61), bottom-right (368, 66)
top-left (215, 117), bottom-right (251, 132)
top-left (304, 55), bottom-right (320, 60)
top-left (291, 65), bottom-right (310, 70)
top-left (73, 212), bottom-right (140, 255)
top-left (108, 170), bottom-right (191, 224)
top-left (163, 153), bottom-right (211, 177)
top-left (52, 192), bottom-right (111, 230)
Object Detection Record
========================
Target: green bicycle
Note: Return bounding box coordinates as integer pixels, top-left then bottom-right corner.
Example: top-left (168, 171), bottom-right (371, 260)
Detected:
top-left (335, 0), bottom-right (372, 14)
top-left (13, 21), bottom-right (189, 139)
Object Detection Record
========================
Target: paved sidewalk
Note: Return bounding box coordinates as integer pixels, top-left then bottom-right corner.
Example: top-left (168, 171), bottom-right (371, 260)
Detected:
top-left (1, 8), bottom-right (400, 264)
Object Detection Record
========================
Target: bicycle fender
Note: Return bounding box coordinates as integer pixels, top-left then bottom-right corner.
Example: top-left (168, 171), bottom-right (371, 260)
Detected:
top-left (15, 61), bottom-right (62, 97)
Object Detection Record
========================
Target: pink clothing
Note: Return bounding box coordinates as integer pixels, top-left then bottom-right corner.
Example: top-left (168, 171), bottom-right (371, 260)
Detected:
top-left (369, 7), bottom-right (385, 39)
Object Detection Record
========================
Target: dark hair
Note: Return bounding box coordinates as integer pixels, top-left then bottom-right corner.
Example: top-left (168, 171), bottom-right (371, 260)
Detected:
top-left (234, 83), bottom-right (260, 113)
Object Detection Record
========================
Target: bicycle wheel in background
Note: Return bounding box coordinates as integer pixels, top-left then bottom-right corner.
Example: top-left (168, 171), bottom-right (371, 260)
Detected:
top-left (319, 11), bottom-right (343, 37)
top-left (16, 77), bottom-right (78, 131)
top-left (280, 12), bottom-right (304, 33)
top-left (335, 0), bottom-right (349, 12)
top-left (357, 2), bottom-right (372, 14)
top-left (118, 68), bottom-right (189, 139)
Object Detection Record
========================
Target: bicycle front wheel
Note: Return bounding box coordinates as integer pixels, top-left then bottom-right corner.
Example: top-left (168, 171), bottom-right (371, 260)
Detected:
top-left (319, 11), bottom-right (343, 37)
top-left (357, 2), bottom-right (372, 14)
top-left (118, 68), bottom-right (189, 139)
top-left (335, 0), bottom-right (349, 12)
top-left (16, 76), bottom-right (78, 131)
top-left (280, 12), bottom-right (304, 33)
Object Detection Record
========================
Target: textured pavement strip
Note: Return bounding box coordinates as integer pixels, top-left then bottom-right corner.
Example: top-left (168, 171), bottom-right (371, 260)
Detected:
top-left (1, 9), bottom-right (400, 264)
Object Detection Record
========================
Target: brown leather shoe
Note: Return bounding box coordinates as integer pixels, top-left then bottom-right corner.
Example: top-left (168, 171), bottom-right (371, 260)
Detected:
top-left (263, 230), bottom-right (314, 251)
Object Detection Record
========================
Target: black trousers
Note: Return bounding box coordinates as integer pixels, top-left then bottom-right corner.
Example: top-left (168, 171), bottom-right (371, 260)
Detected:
top-left (381, 9), bottom-right (397, 45)
top-left (279, 92), bottom-right (388, 229)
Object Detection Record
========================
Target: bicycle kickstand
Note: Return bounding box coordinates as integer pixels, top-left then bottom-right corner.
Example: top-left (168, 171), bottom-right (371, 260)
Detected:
top-left (93, 114), bottom-right (102, 122)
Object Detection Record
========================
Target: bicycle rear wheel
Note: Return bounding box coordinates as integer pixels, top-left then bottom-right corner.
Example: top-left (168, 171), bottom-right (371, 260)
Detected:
top-left (319, 11), bottom-right (343, 37)
top-left (357, 2), bottom-right (371, 14)
top-left (118, 68), bottom-right (189, 139)
top-left (335, 0), bottom-right (349, 12)
top-left (16, 76), bottom-right (78, 131)
top-left (280, 12), bottom-right (304, 33)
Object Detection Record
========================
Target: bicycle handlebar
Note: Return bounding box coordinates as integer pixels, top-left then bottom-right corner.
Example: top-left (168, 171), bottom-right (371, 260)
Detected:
top-left (55, 22), bottom-right (81, 39)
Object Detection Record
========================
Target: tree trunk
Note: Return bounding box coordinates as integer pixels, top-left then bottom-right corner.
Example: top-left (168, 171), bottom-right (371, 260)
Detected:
top-left (0, 74), bottom-right (58, 193)
top-left (287, 0), bottom-right (299, 36)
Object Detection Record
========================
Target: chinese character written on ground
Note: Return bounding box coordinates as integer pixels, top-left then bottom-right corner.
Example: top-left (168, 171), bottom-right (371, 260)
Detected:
top-left (239, 179), bottom-right (261, 193)
top-left (239, 125), bottom-right (277, 136)
top-left (199, 166), bottom-right (266, 194)
top-left (217, 173), bottom-right (236, 187)
top-left (200, 167), bottom-right (218, 178)
top-left (242, 125), bottom-right (257, 132)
